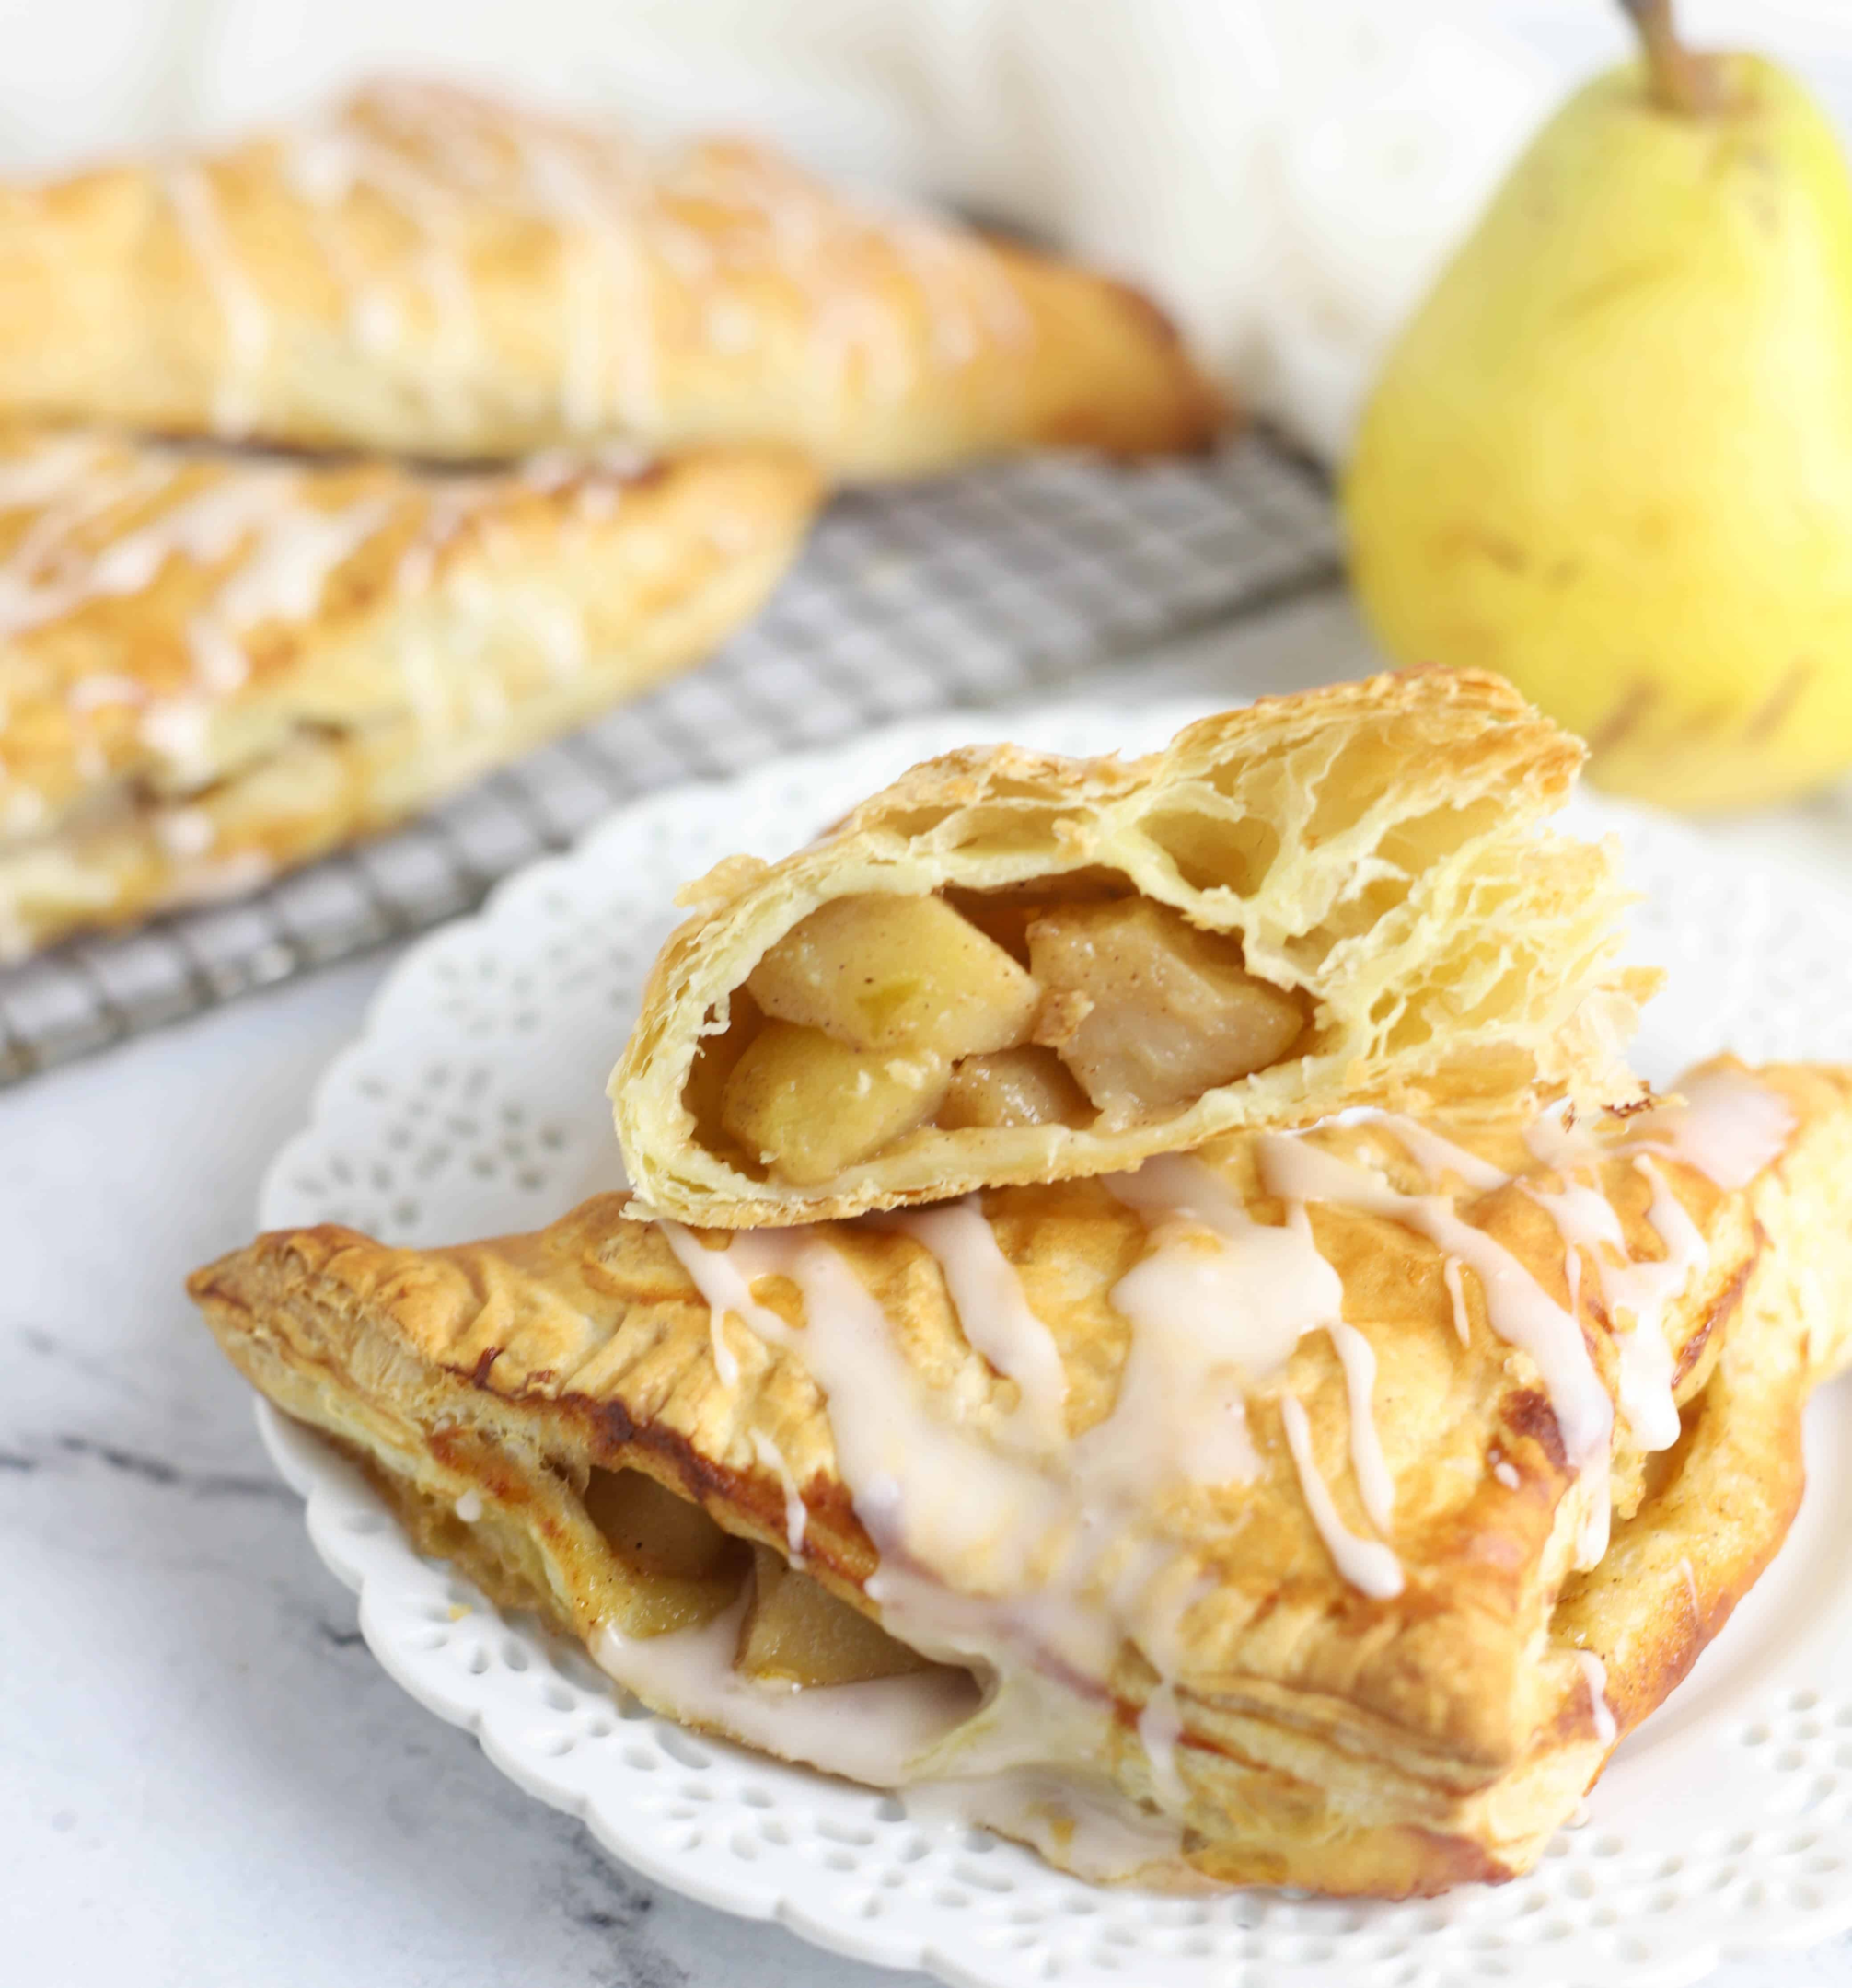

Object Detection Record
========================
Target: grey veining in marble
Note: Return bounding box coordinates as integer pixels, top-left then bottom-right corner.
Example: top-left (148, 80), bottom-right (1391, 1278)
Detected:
top-left (4, 601), bottom-right (1849, 1984)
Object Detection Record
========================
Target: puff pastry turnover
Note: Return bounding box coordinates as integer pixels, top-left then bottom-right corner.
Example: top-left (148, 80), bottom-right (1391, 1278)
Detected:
top-left (190, 1057), bottom-right (1851, 1896)
top-left (0, 426), bottom-right (819, 959)
top-left (0, 80), bottom-right (1225, 480)
top-left (612, 670), bottom-right (1656, 1226)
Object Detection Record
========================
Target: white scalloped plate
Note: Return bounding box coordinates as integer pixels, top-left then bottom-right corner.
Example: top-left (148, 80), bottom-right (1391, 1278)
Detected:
top-left (258, 699), bottom-right (1852, 1988)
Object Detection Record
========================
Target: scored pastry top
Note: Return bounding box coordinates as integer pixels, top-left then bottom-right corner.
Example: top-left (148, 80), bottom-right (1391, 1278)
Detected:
top-left (0, 79), bottom-right (1226, 476)
top-left (612, 670), bottom-right (1660, 1227)
top-left (190, 1057), bottom-right (1852, 1895)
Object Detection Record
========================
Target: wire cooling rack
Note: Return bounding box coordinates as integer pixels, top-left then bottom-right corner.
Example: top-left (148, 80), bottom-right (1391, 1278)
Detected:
top-left (0, 434), bottom-right (1337, 1085)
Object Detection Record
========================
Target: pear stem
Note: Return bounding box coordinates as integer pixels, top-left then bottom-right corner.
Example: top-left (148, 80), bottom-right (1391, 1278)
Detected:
top-left (1619, 0), bottom-right (1731, 115)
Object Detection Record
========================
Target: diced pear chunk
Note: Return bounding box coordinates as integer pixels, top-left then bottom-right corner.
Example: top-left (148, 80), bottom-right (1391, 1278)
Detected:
top-left (585, 1467), bottom-right (733, 1578)
top-left (747, 893), bottom-right (1040, 1060)
top-left (735, 1544), bottom-right (932, 1687)
top-left (719, 1020), bottom-right (949, 1185)
top-left (1027, 898), bottom-right (1305, 1118)
top-left (937, 1046), bottom-right (1091, 1131)
top-left (584, 1466), bottom-right (747, 1637)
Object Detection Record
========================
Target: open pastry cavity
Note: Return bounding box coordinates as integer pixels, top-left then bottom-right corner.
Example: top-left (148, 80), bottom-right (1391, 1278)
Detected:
top-left (692, 880), bottom-right (1314, 1188)
top-left (373, 1442), bottom-right (950, 1698)
top-left (617, 672), bottom-right (1656, 1226)
top-left (230, 1302), bottom-right (983, 1760)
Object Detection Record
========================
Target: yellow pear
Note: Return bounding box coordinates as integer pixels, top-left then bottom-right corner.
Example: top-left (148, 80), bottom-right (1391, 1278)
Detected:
top-left (1342, 0), bottom-right (1852, 810)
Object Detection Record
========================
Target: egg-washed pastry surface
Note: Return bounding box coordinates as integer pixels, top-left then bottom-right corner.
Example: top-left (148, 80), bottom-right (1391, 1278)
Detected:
top-left (0, 427), bottom-right (818, 959)
top-left (190, 1057), bottom-right (1852, 1896)
top-left (613, 670), bottom-right (1656, 1227)
top-left (0, 80), bottom-right (1225, 480)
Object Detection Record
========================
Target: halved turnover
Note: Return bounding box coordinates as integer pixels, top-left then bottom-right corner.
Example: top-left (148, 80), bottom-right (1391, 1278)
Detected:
top-left (191, 1058), bottom-right (1852, 1894)
top-left (0, 428), bottom-right (817, 958)
top-left (613, 671), bottom-right (1655, 1226)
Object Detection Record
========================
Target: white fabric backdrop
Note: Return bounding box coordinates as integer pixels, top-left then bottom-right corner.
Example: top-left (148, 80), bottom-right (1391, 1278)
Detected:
top-left (3, 0), bottom-right (1852, 454)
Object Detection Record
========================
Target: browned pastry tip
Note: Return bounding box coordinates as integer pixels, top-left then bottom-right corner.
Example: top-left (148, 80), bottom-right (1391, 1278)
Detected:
top-left (0, 79), bottom-right (1229, 477)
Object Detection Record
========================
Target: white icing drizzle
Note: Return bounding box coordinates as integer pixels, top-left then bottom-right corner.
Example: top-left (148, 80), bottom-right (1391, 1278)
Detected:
top-left (60, 676), bottom-right (143, 715)
top-left (903, 1768), bottom-right (1185, 1885)
top-left (1342, 1109), bottom-right (1510, 1194)
top-left (454, 1487), bottom-right (484, 1523)
top-left (1271, 1192), bottom-right (1398, 1541)
top-left (213, 491), bottom-right (393, 630)
top-left (593, 1589), bottom-right (982, 1786)
top-left (873, 1198), bottom-right (1069, 1451)
top-left (663, 1223), bottom-right (1059, 1611)
top-left (136, 698), bottom-right (214, 784)
top-left (255, 79), bottom-right (1027, 448)
top-left (64, 673), bottom-right (147, 715)
top-left (657, 1221), bottom-right (753, 1387)
top-left (283, 96), bottom-right (483, 380)
top-left (1107, 1153), bottom-right (1342, 1385)
top-left (522, 132), bottom-right (657, 432)
top-left (748, 1430), bottom-right (808, 1556)
top-left (154, 808), bottom-right (215, 861)
top-left (1606, 1158), bottom-right (1708, 1452)
top-left (0, 443), bottom-right (388, 688)
top-left (1521, 1099), bottom-right (1590, 1175)
top-left (1325, 1316), bottom-right (1395, 1537)
top-left (0, 432), bottom-right (118, 509)
top-left (1442, 1255), bottom-right (1473, 1347)
top-left (1260, 1129), bottom-right (1616, 1566)
top-left (1632, 1067), bottom-right (1797, 1190)
top-left (1279, 1394), bottom-right (1404, 1600)
top-left (164, 166), bottom-right (272, 435)
top-left (1518, 1166), bottom-right (1676, 1452)
top-left (664, 1199), bottom-right (1256, 1815)
top-left (1135, 1682), bottom-right (1189, 1811)
top-left (1576, 1649), bottom-right (1617, 1748)
top-left (646, 1074), bottom-right (1794, 1835)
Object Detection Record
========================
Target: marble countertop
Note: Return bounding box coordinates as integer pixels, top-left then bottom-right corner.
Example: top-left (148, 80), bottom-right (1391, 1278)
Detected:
top-left (6, 595), bottom-right (1852, 1987)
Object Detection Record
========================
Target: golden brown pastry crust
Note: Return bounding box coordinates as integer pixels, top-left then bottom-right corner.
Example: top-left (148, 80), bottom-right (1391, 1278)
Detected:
top-left (0, 428), bottom-right (819, 957)
top-left (188, 1057), bottom-right (1852, 1896)
top-left (0, 80), bottom-right (1226, 479)
top-left (613, 669), bottom-right (1657, 1226)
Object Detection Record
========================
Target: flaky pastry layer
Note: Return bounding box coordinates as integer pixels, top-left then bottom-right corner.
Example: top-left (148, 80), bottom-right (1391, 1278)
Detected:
top-left (0, 80), bottom-right (1225, 479)
top-left (189, 1058), bottom-right (1852, 1895)
top-left (612, 670), bottom-right (1656, 1226)
top-left (0, 429), bottom-right (818, 957)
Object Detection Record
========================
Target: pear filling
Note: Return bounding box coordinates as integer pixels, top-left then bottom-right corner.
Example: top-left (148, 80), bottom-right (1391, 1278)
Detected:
top-left (1025, 898), bottom-right (1307, 1125)
top-left (584, 1464), bottom-right (752, 1635)
top-left (736, 1544), bottom-right (934, 1686)
top-left (584, 1470), bottom-right (935, 1688)
top-left (706, 887), bottom-right (1310, 1184)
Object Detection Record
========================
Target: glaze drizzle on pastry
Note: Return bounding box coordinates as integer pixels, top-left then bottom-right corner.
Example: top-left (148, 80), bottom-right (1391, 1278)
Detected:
top-left (648, 1064), bottom-right (1792, 1819)
top-left (0, 80), bottom-right (1224, 476)
top-left (190, 1057), bottom-right (1848, 1895)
